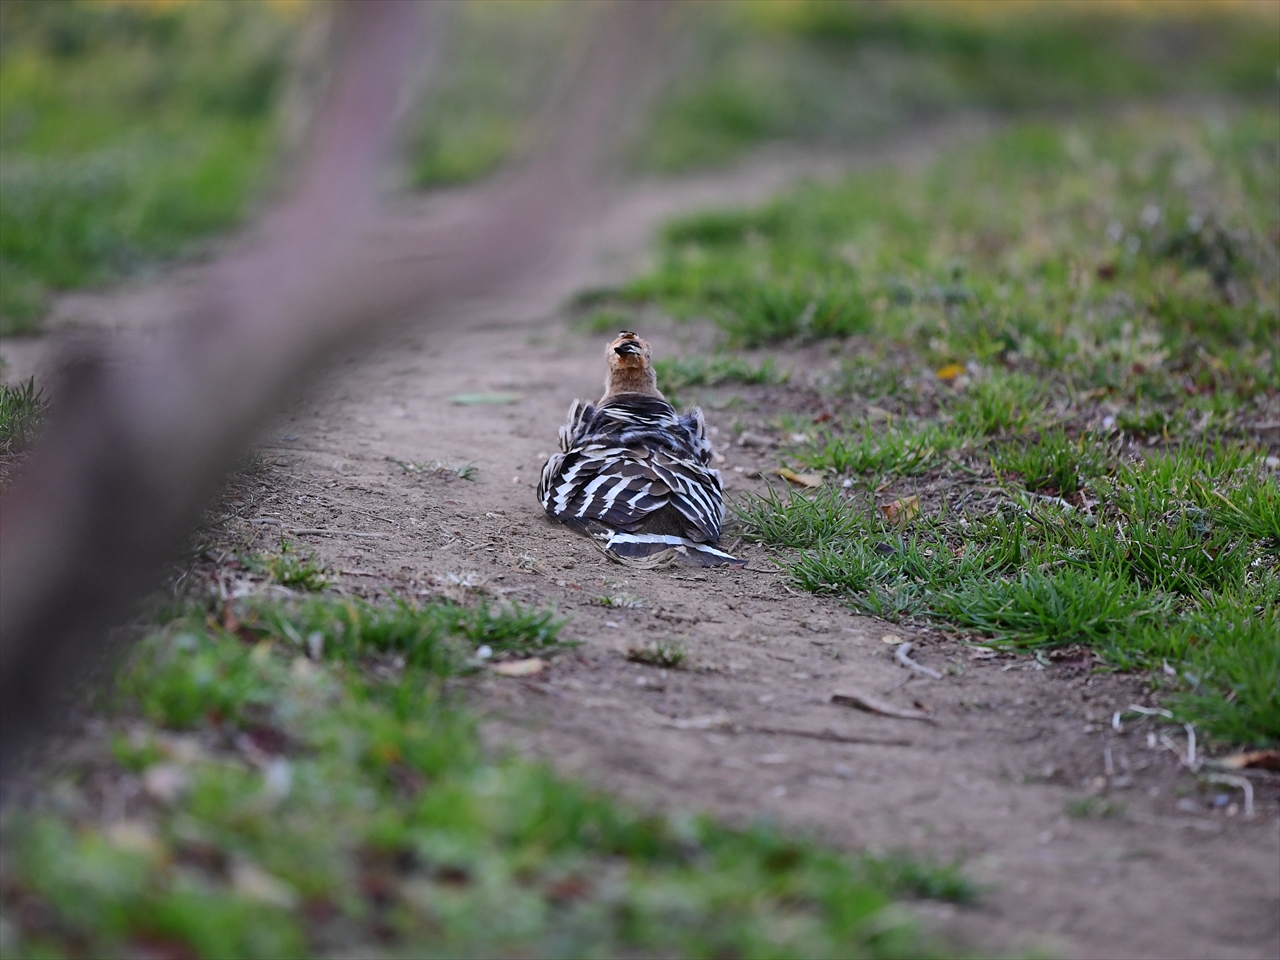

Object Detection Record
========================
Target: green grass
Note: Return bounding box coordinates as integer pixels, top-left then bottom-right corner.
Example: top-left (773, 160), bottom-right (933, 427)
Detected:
top-left (655, 354), bottom-right (786, 392)
top-left (992, 429), bottom-right (1112, 496)
top-left (625, 639), bottom-right (687, 670)
top-left (403, 2), bottom-right (1279, 183)
top-left (699, 105), bottom-right (1278, 745)
top-left (737, 447), bottom-right (1279, 744)
top-left (641, 1), bottom-right (1279, 171)
top-left (408, 0), bottom-right (573, 187)
top-left (628, 108), bottom-right (1279, 364)
top-left (247, 540), bottom-right (330, 592)
top-left (800, 423), bottom-right (960, 478)
top-left (1, 590), bottom-right (970, 958)
top-left (0, 376), bottom-right (45, 457)
top-left (0, 0), bottom-right (295, 332)
top-left (655, 353), bottom-right (787, 407)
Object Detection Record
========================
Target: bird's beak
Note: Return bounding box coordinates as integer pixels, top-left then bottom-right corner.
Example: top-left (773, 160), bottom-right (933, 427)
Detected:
top-left (614, 341), bottom-right (641, 356)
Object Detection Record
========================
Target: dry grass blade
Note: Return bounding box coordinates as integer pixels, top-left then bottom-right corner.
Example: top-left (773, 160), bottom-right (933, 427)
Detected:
top-left (1202, 772), bottom-right (1255, 819)
top-left (830, 688), bottom-right (935, 722)
top-left (894, 642), bottom-right (943, 680)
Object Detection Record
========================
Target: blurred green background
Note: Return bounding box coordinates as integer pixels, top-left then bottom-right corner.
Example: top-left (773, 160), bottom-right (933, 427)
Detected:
top-left (1, 4), bottom-right (1277, 958)
top-left (1, 0), bottom-right (1276, 334)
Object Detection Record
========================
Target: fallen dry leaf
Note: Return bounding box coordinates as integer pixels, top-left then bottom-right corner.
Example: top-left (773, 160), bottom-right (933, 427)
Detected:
top-left (935, 363), bottom-right (965, 382)
top-left (1213, 749), bottom-right (1280, 771)
top-left (777, 467), bottom-right (823, 488)
top-left (492, 657), bottom-right (547, 677)
top-left (879, 495), bottom-right (920, 527)
top-left (830, 688), bottom-right (934, 722)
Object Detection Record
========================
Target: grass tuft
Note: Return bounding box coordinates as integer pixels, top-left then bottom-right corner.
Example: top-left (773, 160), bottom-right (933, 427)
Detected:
top-left (992, 430), bottom-right (1112, 495)
top-left (735, 486), bottom-right (866, 549)
top-left (626, 639), bottom-right (687, 669)
top-left (249, 540), bottom-right (329, 592)
top-left (655, 353), bottom-right (786, 391)
top-left (800, 424), bottom-right (957, 478)
top-left (936, 566), bottom-right (1170, 650)
top-left (0, 376), bottom-right (46, 457)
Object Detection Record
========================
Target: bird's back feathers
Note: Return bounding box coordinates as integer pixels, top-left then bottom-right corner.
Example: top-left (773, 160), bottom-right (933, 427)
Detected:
top-left (538, 393), bottom-right (743, 567)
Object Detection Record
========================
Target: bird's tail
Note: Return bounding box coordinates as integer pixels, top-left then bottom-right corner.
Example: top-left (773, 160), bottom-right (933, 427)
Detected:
top-left (598, 531), bottom-right (745, 568)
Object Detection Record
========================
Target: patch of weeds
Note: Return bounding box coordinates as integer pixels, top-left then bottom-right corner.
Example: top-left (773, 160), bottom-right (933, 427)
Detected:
top-left (0, 376), bottom-right (45, 456)
top-left (789, 544), bottom-right (894, 596)
top-left (248, 540), bottom-right (329, 591)
top-left (655, 353), bottom-right (786, 391)
top-left (3, 587), bottom-right (967, 958)
top-left (1065, 510), bottom-right (1247, 598)
top-left (735, 485), bottom-right (867, 549)
top-left (1129, 597), bottom-right (1280, 746)
top-left (801, 424), bottom-right (957, 478)
top-left (936, 566), bottom-right (1170, 650)
top-left (948, 373), bottom-right (1046, 437)
top-left (243, 595), bottom-right (568, 668)
top-left (118, 626), bottom-right (287, 731)
top-left (1064, 796), bottom-right (1127, 819)
top-left (594, 592), bottom-right (643, 609)
top-left (718, 274), bottom-right (871, 346)
top-left (626, 639), bottom-right (687, 669)
top-left (1116, 406), bottom-right (1177, 439)
top-left (388, 456), bottom-right (478, 481)
top-left (1204, 473), bottom-right (1280, 543)
top-left (862, 853), bottom-right (977, 904)
top-left (992, 430), bottom-right (1112, 495)
top-left (838, 354), bottom-right (915, 403)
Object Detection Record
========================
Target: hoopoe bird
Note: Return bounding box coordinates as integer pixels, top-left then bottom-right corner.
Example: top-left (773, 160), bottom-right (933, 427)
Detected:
top-left (538, 332), bottom-right (744, 568)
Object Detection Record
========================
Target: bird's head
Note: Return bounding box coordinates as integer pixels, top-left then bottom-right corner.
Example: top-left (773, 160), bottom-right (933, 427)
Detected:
top-left (603, 331), bottom-right (661, 399)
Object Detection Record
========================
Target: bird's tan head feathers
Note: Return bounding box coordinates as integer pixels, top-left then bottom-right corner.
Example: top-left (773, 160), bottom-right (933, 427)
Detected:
top-left (603, 331), bottom-right (662, 399)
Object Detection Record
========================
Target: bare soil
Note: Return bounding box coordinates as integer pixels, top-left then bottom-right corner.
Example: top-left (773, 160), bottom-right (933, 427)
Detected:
top-left (4, 126), bottom-right (1278, 960)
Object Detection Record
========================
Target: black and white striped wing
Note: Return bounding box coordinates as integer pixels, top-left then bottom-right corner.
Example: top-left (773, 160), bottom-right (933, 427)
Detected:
top-left (539, 394), bottom-right (739, 566)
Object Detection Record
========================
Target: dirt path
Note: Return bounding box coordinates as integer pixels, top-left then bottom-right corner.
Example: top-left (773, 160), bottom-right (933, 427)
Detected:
top-left (5, 125), bottom-right (1278, 960)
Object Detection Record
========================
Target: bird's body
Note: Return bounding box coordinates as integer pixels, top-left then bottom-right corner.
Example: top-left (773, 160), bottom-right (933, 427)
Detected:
top-left (538, 333), bottom-right (743, 567)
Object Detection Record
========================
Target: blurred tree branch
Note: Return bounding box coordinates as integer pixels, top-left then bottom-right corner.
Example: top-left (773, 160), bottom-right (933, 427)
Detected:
top-left (0, 0), bottom-right (667, 784)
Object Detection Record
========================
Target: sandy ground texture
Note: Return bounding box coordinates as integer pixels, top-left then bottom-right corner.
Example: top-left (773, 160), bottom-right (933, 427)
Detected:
top-left (4, 127), bottom-right (1278, 960)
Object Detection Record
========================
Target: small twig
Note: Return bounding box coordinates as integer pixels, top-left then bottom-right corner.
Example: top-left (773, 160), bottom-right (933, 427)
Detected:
top-left (1202, 772), bottom-right (1255, 818)
top-left (290, 528), bottom-right (389, 539)
top-left (894, 641), bottom-right (942, 680)
top-left (1184, 723), bottom-right (1197, 769)
top-left (830, 688), bottom-right (934, 723)
top-left (250, 518), bottom-right (388, 539)
top-left (743, 724), bottom-right (912, 748)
